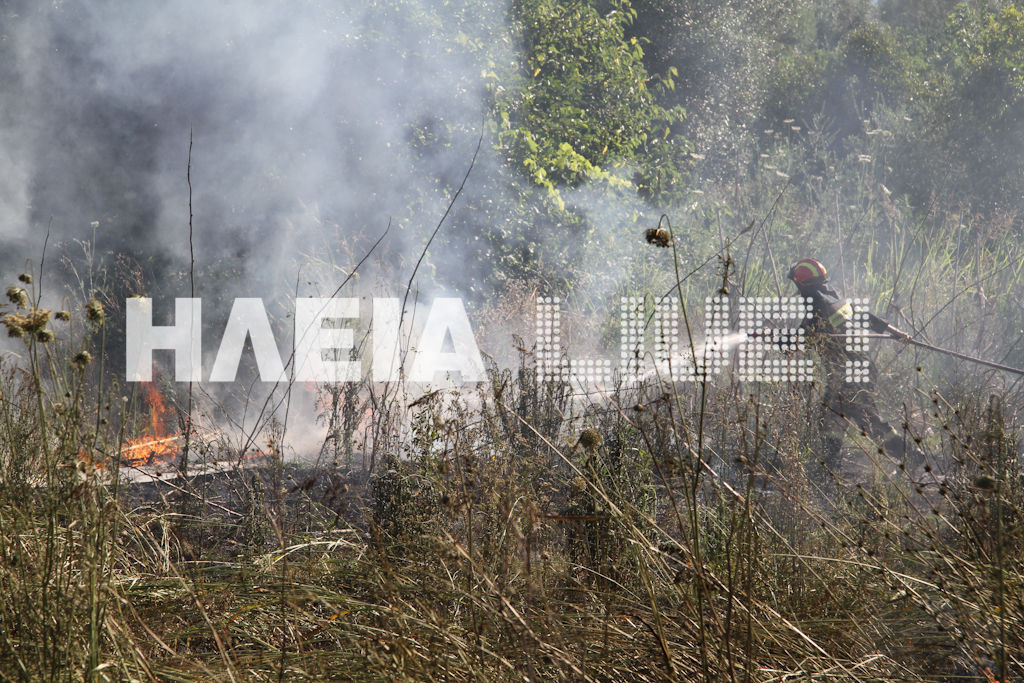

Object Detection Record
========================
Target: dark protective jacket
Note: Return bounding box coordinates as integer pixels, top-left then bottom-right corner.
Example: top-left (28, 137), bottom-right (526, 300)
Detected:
top-left (796, 280), bottom-right (889, 343)
top-left (793, 279), bottom-right (920, 471)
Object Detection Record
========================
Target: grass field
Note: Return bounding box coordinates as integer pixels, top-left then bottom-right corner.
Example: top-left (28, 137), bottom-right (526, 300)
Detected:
top-left (2, 232), bottom-right (1023, 681)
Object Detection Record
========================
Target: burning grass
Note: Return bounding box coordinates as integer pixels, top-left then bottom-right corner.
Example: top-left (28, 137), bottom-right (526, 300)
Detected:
top-left (119, 383), bottom-right (180, 467)
top-left (2, 353), bottom-right (1022, 681)
top-left (2, 217), bottom-right (1024, 680)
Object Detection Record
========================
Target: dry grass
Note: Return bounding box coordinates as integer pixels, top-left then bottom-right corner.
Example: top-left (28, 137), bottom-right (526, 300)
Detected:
top-left (1, 334), bottom-right (1021, 682)
top-left (2, 200), bottom-right (1023, 681)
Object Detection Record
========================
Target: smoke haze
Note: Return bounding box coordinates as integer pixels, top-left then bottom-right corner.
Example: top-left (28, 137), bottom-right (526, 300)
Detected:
top-left (0, 1), bottom-right (510, 298)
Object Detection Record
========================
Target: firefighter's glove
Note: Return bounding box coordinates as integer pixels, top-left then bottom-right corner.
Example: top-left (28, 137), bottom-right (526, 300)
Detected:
top-left (867, 314), bottom-right (890, 334)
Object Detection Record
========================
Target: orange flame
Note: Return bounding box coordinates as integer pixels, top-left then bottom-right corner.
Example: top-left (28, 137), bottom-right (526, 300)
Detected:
top-left (121, 383), bottom-right (180, 466)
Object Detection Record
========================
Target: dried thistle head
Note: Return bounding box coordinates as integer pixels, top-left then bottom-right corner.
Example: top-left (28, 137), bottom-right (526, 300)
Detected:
top-left (17, 273), bottom-right (32, 285)
top-left (86, 298), bottom-right (105, 324)
top-left (20, 309), bottom-right (51, 333)
top-left (3, 315), bottom-right (24, 338)
top-left (6, 286), bottom-right (28, 309)
top-left (55, 310), bottom-right (71, 322)
top-left (578, 428), bottom-right (603, 451)
top-left (644, 227), bottom-right (671, 248)
top-left (35, 328), bottom-right (55, 343)
top-left (3, 311), bottom-right (48, 337)
top-left (71, 350), bottom-right (93, 370)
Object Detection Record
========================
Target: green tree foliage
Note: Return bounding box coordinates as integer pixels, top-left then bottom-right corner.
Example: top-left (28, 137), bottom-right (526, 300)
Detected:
top-left (809, 0), bottom-right (873, 48)
top-left (630, 0), bottom-right (805, 180)
top-left (919, 4), bottom-right (1024, 218)
top-left (765, 21), bottom-right (912, 144)
top-left (494, 0), bottom-right (685, 202)
top-left (877, 2), bottom-right (1024, 224)
top-left (878, 0), bottom-right (962, 37)
top-left (345, 0), bottom-right (1024, 293)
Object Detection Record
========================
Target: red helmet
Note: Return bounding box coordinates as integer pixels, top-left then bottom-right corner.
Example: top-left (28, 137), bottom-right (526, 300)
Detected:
top-left (788, 258), bottom-right (828, 286)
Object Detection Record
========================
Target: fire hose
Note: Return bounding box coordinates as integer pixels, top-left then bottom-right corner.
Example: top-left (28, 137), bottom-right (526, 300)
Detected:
top-left (833, 324), bottom-right (1024, 377)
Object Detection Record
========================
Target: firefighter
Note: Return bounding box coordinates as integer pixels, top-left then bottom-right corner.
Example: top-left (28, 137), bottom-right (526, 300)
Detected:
top-left (786, 258), bottom-right (921, 481)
